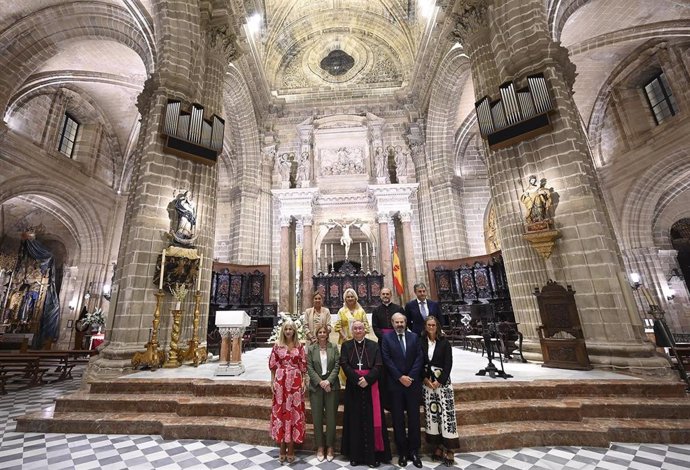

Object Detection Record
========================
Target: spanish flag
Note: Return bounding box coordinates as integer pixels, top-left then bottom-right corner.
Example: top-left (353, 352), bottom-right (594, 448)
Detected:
top-left (392, 241), bottom-right (404, 296)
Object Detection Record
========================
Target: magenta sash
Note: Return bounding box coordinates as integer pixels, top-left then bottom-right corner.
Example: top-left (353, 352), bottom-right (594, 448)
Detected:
top-left (355, 369), bottom-right (384, 451)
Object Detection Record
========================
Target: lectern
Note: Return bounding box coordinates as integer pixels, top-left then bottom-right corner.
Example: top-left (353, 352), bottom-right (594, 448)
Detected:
top-left (215, 310), bottom-right (251, 376)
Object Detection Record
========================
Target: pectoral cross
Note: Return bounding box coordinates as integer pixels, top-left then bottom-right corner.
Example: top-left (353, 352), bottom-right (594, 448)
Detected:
top-left (357, 361), bottom-right (363, 370)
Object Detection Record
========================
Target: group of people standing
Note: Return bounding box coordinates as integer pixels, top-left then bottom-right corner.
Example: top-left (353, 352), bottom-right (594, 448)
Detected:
top-left (268, 284), bottom-right (459, 467)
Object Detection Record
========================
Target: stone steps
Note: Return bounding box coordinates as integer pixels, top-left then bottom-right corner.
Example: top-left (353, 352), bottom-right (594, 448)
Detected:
top-left (15, 378), bottom-right (690, 452)
top-left (53, 391), bottom-right (690, 425)
top-left (458, 419), bottom-right (690, 452)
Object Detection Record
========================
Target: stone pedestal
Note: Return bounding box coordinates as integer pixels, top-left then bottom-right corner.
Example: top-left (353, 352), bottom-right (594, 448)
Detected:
top-left (215, 310), bottom-right (251, 376)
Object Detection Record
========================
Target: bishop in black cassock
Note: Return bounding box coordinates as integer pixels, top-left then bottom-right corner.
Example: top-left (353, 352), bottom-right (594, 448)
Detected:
top-left (339, 321), bottom-right (391, 467)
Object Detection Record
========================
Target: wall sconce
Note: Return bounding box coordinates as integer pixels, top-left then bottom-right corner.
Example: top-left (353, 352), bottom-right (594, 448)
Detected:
top-left (68, 299), bottom-right (77, 310)
top-left (630, 272), bottom-right (641, 290)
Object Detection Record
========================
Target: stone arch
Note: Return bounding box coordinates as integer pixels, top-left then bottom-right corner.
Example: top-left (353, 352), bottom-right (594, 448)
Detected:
top-left (587, 38), bottom-right (684, 167)
top-left (6, 85), bottom-right (127, 190)
top-left (453, 113), bottom-right (485, 176)
top-left (224, 62), bottom-right (262, 184)
top-left (620, 149), bottom-right (690, 250)
top-left (0, 176), bottom-right (105, 266)
top-left (426, 46), bottom-right (472, 175)
top-left (546, 0), bottom-right (592, 41)
top-left (0, 2), bottom-right (154, 114)
top-left (651, 180), bottom-right (690, 250)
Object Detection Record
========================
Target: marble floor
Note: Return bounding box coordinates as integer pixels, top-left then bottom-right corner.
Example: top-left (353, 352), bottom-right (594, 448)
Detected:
top-left (1, 366), bottom-right (688, 469)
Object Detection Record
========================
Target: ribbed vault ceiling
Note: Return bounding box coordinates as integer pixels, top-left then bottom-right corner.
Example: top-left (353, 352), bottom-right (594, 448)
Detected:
top-left (261, 0), bottom-right (416, 94)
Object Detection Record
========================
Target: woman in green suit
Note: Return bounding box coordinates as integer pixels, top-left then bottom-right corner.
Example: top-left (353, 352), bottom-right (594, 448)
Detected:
top-left (307, 325), bottom-right (340, 462)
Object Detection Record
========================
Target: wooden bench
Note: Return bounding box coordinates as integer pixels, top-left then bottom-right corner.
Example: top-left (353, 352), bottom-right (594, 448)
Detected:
top-left (25, 350), bottom-right (96, 380)
top-left (0, 350), bottom-right (95, 392)
top-left (0, 356), bottom-right (47, 394)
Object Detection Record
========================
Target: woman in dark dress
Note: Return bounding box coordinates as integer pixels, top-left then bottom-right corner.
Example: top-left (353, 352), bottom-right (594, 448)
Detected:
top-left (420, 316), bottom-right (459, 466)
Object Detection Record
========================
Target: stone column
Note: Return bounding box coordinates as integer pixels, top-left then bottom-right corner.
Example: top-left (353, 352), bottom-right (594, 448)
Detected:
top-left (218, 328), bottom-right (230, 366)
top-left (85, 18), bottom-right (236, 380)
top-left (279, 216), bottom-right (291, 312)
top-left (378, 213), bottom-right (393, 291)
top-left (453, 0), bottom-right (671, 375)
top-left (302, 216), bottom-right (314, 309)
top-left (400, 211), bottom-right (417, 297)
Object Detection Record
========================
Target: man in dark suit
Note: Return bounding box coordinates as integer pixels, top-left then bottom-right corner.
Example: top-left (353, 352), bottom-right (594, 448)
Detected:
top-left (404, 282), bottom-right (443, 336)
top-left (380, 313), bottom-right (424, 468)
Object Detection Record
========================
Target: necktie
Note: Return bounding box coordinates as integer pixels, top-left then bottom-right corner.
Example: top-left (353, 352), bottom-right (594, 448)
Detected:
top-left (420, 301), bottom-right (428, 319)
top-left (398, 333), bottom-right (406, 354)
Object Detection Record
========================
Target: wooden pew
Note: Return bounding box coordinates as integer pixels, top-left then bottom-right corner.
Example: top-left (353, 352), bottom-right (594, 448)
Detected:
top-left (0, 356), bottom-right (46, 394)
top-left (0, 350), bottom-right (95, 391)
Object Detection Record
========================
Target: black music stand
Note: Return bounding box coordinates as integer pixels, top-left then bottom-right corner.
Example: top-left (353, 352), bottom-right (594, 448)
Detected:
top-left (472, 303), bottom-right (512, 379)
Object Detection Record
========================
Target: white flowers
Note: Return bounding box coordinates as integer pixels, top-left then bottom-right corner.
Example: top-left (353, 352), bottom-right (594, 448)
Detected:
top-left (268, 311), bottom-right (306, 343)
top-left (85, 307), bottom-right (106, 326)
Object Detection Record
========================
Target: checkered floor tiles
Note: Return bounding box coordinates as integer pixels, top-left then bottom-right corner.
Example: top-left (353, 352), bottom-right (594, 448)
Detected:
top-left (1, 368), bottom-right (689, 469)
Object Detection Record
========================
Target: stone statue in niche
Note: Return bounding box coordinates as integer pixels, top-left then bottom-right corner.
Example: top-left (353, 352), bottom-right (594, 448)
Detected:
top-left (520, 175), bottom-right (555, 225)
top-left (374, 146), bottom-right (389, 183)
top-left (169, 190), bottom-right (198, 247)
top-left (296, 151), bottom-right (311, 186)
top-left (275, 152), bottom-right (294, 188)
top-left (394, 146), bottom-right (408, 182)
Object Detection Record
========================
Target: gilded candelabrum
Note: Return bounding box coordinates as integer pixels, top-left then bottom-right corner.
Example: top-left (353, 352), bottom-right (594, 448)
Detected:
top-left (163, 283), bottom-right (187, 368)
top-left (131, 290), bottom-right (165, 370)
top-left (177, 290), bottom-right (207, 366)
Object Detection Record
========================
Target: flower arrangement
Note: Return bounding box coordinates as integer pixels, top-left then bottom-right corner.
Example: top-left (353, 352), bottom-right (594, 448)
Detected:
top-left (169, 283), bottom-right (189, 303)
top-left (85, 307), bottom-right (106, 326)
top-left (268, 311), bottom-right (306, 343)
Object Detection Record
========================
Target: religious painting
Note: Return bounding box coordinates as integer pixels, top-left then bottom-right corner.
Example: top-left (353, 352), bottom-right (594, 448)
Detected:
top-left (154, 255), bottom-right (200, 291)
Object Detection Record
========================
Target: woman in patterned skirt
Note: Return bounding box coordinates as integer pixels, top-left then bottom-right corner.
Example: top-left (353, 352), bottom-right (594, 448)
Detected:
top-left (269, 320), bottom-right (307, 463)
top-left (420, 315), bottom-right (459, 466)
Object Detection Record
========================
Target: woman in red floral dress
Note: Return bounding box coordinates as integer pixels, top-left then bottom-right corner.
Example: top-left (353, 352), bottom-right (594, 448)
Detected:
top-left (269, 319), bottom-right (307, 463)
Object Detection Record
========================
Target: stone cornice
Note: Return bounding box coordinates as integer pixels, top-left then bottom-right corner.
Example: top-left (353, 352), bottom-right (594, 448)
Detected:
top-left (368, 183), bottom-right (419, 215)
top-left (317, 192), bottom-right (373, 207)
top-left (272, 187), bottom-right (319, 219)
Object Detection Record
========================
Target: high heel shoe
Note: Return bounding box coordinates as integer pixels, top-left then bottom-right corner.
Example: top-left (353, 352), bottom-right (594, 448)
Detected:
top-left (326, 447), bottom-right (335, 462)
top-left (316, 447), bottom-right (325, 462)
top-left (279, 452), bottom-right (287, 463)
top-left (443, 452), bottom-right (455, 467)
top-left (286, 453), bottom-right (296, 464)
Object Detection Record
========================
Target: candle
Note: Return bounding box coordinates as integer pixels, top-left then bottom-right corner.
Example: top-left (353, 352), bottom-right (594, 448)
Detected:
top-left (159, 249), bottom-right (166, 290)
top-left (175, 301), bottom-right (181, 310)
top-left (197, 255), bottom-right (203, 291)
top-left (366, 243), bottom-right (369, 257)
top-left (359, 242), bottom-right (363, 257)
